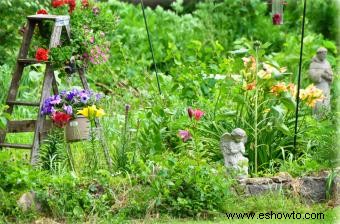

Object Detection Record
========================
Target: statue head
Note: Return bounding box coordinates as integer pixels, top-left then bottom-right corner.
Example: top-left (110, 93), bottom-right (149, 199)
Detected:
top-left (316, 47), bottom-right (327, 61)
top-left (231, 128), bottom-right (246, 143)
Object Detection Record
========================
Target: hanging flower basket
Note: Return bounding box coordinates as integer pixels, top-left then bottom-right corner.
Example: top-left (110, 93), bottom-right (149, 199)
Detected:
top-left (65, 115), bottom-right (90, 142)
top-left (41, 89), bottom-right (105, 142)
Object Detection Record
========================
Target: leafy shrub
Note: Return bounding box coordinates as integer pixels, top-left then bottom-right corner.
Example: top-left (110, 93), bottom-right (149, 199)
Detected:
top-left (130, 153), bottom-right (233, 217)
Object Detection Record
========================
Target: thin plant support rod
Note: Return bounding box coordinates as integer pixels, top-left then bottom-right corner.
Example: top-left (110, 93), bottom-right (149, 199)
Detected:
top-left (294, 0), bottom-right (307, 149)
top-left (140, 0), bottom-right (162, 95)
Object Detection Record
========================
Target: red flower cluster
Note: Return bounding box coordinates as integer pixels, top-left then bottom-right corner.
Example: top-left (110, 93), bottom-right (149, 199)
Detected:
top-left (52, 0), bottom-right (76, 13)
top-left (52, 0), bottom-right (66, 8)
top-left (67, 0), bottom-right (76, 13)
top-left (187, 108), bottom-right (204, 121)
top-left (51, 112), bottom-right (72, 128)
top-left (272, 13), bottom-right (282, 25)
top-left (35, 48), bottom-right (49, 61)
top-left (81, 0), bottom-right (89, 7)
top-left (36, 9), bottom-right (48, 15)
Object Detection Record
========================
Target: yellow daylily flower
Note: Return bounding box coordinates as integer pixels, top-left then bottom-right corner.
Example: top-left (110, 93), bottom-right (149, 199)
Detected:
top-left (77, 107), bottom-right (89, 118)
top-left (77, 105), bottom-right (105, 119)
top-left (96, 108), bottom-right (105, 118)
top-left (299, 84), bottom-right (324, 108)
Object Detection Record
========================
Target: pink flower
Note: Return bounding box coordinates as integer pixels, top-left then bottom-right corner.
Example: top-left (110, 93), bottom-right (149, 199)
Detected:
top-left (178, 130), bottom-right (191, 142)
top-left (187, 108), bottom-right (204, 120)
top-left (90, 37), bottom-right (95, 43)
top-left (193, 109), bottom-right (204, 121)
top-left (272, 13), bottom-right (282, 25)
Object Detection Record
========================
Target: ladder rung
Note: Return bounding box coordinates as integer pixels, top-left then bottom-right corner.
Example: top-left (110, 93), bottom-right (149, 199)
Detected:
top-left (7, 101), bottom-right (40, 106)
top-left (7, 120), bottom-right (36, 133)
top-left (17, 58), bottom-right (46, 65)
top-left (0, 143), bottom-right (32, 149)
top-left (27, 15), bottom-right (69, 21)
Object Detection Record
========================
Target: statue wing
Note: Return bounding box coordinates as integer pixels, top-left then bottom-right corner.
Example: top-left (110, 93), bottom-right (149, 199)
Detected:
top-left (221, 132), bottom-right (232, 142)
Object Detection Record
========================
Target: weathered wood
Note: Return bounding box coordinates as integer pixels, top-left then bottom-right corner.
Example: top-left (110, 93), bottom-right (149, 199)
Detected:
top-left (31, 66), bottom-right (54, 164)
top-left (6, 101), bottom-right (40, 107)
top-left (17, 58), bottom-right (44, 65)
top-left (65, 24), bottom-right (71, 40)
top-left (78, 67), bottom-right (90, 90)
top-left (28, 15), bottom-right (69, 21)
top-left (8, 20), bottom-right (36, 113)
top-left (6, 120), bottom-right (52, 133)
top-left (0, 143), bottom-right (32, 149)
top-left (50, 25), bottom-right (62, 48)
top-left (52, 72), bottom-right (59, 95)
top-left (7, 120), bottom-right (35, 132)
top-left (0, 20), bottom-right (36, 145)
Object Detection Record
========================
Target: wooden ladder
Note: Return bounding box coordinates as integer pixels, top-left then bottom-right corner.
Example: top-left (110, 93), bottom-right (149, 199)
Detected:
top-left (0, 15), bottom-right (112, 167)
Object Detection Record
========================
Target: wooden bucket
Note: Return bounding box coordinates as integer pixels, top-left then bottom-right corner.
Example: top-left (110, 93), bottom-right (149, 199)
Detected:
top-left (65, 116), bottom-right (90, 142)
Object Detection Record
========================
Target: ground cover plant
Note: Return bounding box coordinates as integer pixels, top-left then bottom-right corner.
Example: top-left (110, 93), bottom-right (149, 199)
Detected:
top-left (0, 0), bottom-right (339, 223)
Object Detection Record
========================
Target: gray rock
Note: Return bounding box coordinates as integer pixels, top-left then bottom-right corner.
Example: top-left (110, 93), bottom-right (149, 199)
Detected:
top-left (246, 183), bottom-right (285, 195)
top-left (299, 177), bottom-right (326, 203)
top-left (332, 177), bottom-right (340, 205)
top-left (271, 172), bottom-right (293, 183)
top-left (17, 191), bottom-right (41, 212)
top-left (239, 177), bottom-right (273, 185)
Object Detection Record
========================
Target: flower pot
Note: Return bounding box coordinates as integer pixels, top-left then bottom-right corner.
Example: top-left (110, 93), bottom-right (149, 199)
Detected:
top-left (65, 116), bottom-right (90, 142)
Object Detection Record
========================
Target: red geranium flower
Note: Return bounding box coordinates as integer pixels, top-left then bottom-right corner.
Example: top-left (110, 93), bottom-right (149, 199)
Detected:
top-left (36, 9), bottom-right (48, 15)
top-left (52, 0), bottom-right (66, 8)
top-left (81, 0), bottom-right (89, 7)
top-left (272, 13), bottom-right (282, 25)
top-left (51, 112), bottom-right (72, 128)
top-left (35, 48), bottom-right (49, 61)
top-left (67, 0), bottom-right (76, 13)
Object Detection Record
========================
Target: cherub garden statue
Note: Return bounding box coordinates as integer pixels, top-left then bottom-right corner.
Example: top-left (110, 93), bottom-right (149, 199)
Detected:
top-left (309, 47), bottom-right (333, 116)
top-left (220, 128), bottom-right (248, 178)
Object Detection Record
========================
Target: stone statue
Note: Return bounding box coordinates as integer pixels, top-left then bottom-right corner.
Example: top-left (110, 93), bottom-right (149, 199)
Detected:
top-left (220, 128), bottom-right (248, 178)
top-left (309, 47), bottom-right (333, 115)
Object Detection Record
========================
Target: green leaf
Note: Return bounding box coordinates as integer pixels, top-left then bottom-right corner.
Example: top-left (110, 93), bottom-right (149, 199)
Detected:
top-left (276, 123), bottom-right (291, 136)
top-left (281, 96), bottom-right (296, 111)
top-left (271, 105), bottom-right (285, 119)
top-left (0, 117), bottom-right (7, 130)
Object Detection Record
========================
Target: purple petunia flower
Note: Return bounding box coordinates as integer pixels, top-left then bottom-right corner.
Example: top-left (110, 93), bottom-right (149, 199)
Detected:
top-left (79, 92), bottom-right (89, 103)
top-left (41, 102), bottom-right (55, 115)
top-left (50, 95), bottom-right (61, 105)
top-left (95, 93), bottom-right (103, 101)
top-left (63, 105), bottom-right (73, 115)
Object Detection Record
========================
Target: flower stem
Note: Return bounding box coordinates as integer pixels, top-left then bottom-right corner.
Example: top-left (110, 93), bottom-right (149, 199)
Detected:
top-left (254, 46), bottom-right (259, 175)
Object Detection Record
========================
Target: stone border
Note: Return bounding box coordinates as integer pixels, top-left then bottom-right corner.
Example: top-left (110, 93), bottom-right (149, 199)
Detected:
top-left (237, 172), bottom-right (339, 205)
